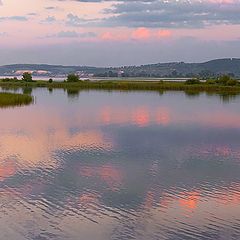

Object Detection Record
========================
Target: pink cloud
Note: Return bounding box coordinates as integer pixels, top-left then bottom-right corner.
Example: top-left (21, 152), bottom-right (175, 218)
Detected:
top-left (156, 29), bottom-right (172, 38)
top-left (101, 32), bottom-right (114, 41)
top-left (131, 28), bottom-right (151, 40)
top-left (132, 28), bottom-right (172, 41)
top-left (100, 31), bottom-right (128, 41)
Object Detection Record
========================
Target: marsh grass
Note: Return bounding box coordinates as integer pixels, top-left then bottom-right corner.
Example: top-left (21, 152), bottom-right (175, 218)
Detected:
top-left (1, 79), bottom-right (240, 94)
top-left (0, 92), bottom-right (33, 108)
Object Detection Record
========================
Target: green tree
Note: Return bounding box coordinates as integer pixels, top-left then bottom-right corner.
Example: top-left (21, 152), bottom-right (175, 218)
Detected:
top-left (22, 72), bottom-right (33, 82)
top-left (226, 79), bottom-right (238, 86)
top-left (217, 75), bottom-right (231, 85)
top-left (67, 74), bottom-right (80, 82)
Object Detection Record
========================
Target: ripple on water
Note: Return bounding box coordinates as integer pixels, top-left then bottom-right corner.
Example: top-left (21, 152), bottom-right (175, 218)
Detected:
top-left (1, 89), bottom-right (240, 239)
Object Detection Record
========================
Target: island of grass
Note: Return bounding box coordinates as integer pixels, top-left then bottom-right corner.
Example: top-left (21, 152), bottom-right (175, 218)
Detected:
top-left (1, 73), bottom-right (240, 94)
top-left (0, 92), bottom-right (33, 108)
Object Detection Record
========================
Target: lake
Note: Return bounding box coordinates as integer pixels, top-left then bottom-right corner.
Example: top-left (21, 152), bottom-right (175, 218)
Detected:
top-left (0, 88), bottom-right (240, 240)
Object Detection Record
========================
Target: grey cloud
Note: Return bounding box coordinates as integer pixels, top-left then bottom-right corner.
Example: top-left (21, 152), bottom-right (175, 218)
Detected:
top-left (66, 13), bottom-right (99, 27)
top-left (71, 0), bottom-right (104, 1)
top-left (45, 30), bottom-right (97, 38)
top-left (57, 31), bottom-right (79, 38)
top-left (45, 6), bottom-right (56, 10)
top-left (102, 0), bottom-right (240, 28)
top-left (0, 32), bottom-right (7, 36)
top-left (45, 6), bottom-right (62, 11)
top-left (41, 16), bottom-right (57, 24)
top-left (64, 0), bottom-right (240, 28)
top-left (0, 16), bottom-right (28, 22)
top-left (28, 12), bottom-right (37, 16)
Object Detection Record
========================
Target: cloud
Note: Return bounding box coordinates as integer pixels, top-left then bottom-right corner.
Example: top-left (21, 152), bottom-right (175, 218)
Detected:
top-left (131, 28), bottom-right (151, 40)
top-left (56, 31), bottom-right (79, 38)
top-left (42, 16), bottom-right (57, 23)
top-left (45, 6), bottom-right (56, 10)
top-left (28, 12), bottom-right (37, 16)
top-left (66, 13), bottom-right (98, 27)
top-left (64, 0), bottom-right (240, 29)
top-left (100, 31), bottom-right (128, 41)
top-left (0, 32), bottom-right (7, 37)
top-left (101, 0), bottom-right (240, 28)
top-left (45, 31), bottom-right (97, 39)
top-left (45, 6), bottom-right (62, 11)
top-left (101, 32), bottom-right (114, 41)
top-left (99, 28), bottom-right (171, 41)
top-left (156, 30), bottom-right (172, 38)
top-left (0, 16), bottom-right (28, 22)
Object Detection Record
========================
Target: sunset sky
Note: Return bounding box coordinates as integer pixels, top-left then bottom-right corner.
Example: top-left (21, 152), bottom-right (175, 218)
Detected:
top-left (0, 0), bottom-right (240, 66)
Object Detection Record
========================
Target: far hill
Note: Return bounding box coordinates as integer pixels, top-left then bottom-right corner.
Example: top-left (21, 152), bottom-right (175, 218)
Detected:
top-left (0, 58), bottom-right (240, 78)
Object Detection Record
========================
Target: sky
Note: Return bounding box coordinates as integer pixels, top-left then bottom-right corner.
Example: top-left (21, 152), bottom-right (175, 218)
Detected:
top-left (0, 0), bottom-right (240, 66)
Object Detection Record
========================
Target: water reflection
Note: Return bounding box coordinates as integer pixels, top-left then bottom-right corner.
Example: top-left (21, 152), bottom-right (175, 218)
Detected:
top-left (66, 88), bottom-right (80, 99)
top-left (99, 105), bottom-right (170, 127)
top-left (0, 158), bottom-right (17, 181)
top-left (22, 87), bottom-right (33, 95)
top-left (0, 89), bottom-right (240, 239)
top-left (48, 88), bottom-right (53, 94)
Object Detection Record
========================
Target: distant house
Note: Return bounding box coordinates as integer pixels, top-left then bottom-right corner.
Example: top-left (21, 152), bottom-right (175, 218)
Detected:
top-left (15, 70), bottom-right (34, 75)
top-left (118, 70), bottom-right (124, 77)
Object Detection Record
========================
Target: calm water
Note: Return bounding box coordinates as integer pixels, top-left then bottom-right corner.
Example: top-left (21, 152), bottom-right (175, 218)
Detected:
top-left (0, 88), bottom-right (240, 240)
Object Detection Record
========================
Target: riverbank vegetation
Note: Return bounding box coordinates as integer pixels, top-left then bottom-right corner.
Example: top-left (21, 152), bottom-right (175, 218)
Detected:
top-left (0, 92), bottom-right (33, 108)
top-left (1, 74), bottom-right (240, 93)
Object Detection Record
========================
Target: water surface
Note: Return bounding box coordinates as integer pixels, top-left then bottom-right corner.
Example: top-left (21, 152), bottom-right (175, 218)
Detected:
top-left (0, 88), bottom-right (240, 240)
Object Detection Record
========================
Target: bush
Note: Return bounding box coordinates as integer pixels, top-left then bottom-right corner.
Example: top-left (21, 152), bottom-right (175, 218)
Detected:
top-left (67, 74), bottom-right (80, 82)
top-left (22, 72), bottom-right (33, 82)
top-left (206, 79), bottom-right (217, 85)
top-left (217, 75), bottom-right (231, 85)
top-left (226, 79), bottom-right (238, 86)
top-left (2, 77), bottom-right (18, 82)
top-left (2, 78), bottom-right (12, 82)
top-left (48, 78), bottom-right (53, 83)
top-left (185, 79), bottom-right (201, 85)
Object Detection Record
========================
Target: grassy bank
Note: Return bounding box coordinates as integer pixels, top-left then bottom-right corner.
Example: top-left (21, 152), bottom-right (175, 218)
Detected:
top-left (1, 79), bottom-right (240, 93)
top-left (0, 92), bottom-right (33, 108)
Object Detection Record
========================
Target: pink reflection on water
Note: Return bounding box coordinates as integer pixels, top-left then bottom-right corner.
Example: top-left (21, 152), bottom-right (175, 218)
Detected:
top-left (79, 192), bottom-right (100, 208)
top-left (79, 164), bottom-right (123, 191)
top-left (179, 191), bottom-right (200, 211)
top-left (0, 159), bottom-right (16, 181)
top-left (144, 191), bottom-right (155, 209)
top-left (132, 107), bottom-right (150, 127)
top-left (101, 107), bottom-right (112, 125)
top-left (186, 144), bottom-right (240, 160)
top-left (99, 105), bottom-right (171, 127)
top-left (155, 107), bottom-right (170, 125)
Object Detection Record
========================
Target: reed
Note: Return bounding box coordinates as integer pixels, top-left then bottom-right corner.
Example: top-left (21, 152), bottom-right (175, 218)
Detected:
top-left (1, 79), bottom-right (240, 93)
top-left (0, 92), bottom-right (33, 108)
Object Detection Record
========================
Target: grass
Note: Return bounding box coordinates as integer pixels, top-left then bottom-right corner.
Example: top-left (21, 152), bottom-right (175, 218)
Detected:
top-left (1, 79), bottom-right (240, 94)
top-left (0, 92), bottom-right (33, 108)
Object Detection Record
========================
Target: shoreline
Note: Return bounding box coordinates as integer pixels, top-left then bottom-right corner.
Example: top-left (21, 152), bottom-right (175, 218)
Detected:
top-left (1, 79), bottom-right (240, 93)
